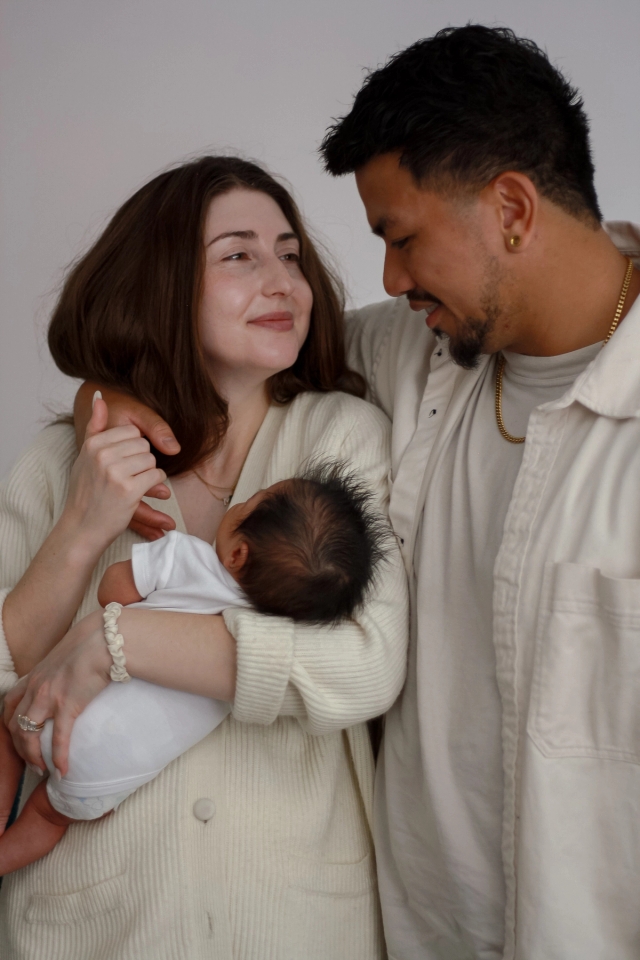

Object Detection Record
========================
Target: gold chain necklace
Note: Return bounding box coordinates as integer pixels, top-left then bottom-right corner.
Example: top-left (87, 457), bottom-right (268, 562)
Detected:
top-left (193, 469), bottom-right (236, 506)
top-left (495, 257), bottom-right (635, 444)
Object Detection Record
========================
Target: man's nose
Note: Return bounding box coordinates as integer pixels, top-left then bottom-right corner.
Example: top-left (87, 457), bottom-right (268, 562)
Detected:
top-left (383, 249), bottom-right (414, 298)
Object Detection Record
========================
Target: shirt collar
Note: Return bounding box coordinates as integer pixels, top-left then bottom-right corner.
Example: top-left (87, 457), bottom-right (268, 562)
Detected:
top-left (532, 221), bottom-right (640, 420)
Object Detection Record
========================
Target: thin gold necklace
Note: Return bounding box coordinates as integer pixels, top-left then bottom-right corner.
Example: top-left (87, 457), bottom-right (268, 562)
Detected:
top-left (495, 257), bottom-right (635, 444)
top-left (193, 468), bottom-right (236, 506)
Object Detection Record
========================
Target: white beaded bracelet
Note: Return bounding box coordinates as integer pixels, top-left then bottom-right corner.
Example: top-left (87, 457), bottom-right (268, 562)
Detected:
top-left (103, 602), bottom-right (131, 683)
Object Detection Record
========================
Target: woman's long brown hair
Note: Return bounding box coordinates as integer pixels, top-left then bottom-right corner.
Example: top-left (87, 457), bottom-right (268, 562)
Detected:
top-left (48, 157), bottom-right (365, 475)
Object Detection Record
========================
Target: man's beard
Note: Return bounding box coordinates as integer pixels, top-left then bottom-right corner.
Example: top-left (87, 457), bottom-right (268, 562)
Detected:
top-left (434, 309), bottom-right (498, 370)
top-left (432, 261), bottom-right (504, 370)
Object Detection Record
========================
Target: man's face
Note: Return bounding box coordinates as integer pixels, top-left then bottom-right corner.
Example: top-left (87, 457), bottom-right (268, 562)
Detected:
top-left (355, 153), bottom-right (514, 368)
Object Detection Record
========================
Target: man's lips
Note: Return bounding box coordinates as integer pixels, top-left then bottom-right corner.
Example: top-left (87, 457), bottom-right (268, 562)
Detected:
top-left (408, 299), bottom-right (443, 327)
top-left (248, 311), bottom-right (294, 331)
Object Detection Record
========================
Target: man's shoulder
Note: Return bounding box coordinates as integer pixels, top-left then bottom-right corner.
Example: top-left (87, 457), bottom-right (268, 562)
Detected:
top-left (345, 297), bottom-right (437, 417)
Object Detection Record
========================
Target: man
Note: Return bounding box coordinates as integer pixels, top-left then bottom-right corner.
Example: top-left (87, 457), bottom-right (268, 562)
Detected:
top-left (76, 25), bottom-right (640, 959)
top-left (318, 25), bottom-right (640, 959)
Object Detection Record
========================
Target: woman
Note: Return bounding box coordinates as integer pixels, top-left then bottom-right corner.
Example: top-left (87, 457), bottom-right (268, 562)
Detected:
top-left (0, 157), bottom-right (408, 960)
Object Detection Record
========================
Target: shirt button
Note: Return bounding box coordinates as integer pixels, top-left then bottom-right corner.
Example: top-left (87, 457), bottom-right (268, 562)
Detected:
top-left (436, 349), bottom-right (442, 356)
top-left (428, 409), bottom-right (437, 417)
top-left (193, 798), bottom-right (216, 822)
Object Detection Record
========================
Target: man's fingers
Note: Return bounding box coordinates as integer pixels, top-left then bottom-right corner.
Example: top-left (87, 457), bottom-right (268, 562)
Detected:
top-left (129, 520), bottom-right (166, 541)
top-left (131, 412), bottom-right (180, 457)
top-left (131, 501), bottom-right (176, 537)
top-left (144, 482), bottom-right (171, 500)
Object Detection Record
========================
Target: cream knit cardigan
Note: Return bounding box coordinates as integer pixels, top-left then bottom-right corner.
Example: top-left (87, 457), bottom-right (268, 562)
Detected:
top-left (0, 390), bottom-right (408, 960)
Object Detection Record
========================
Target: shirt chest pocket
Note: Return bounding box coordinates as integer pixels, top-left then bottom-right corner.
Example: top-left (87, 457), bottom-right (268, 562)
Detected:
top-left (529, 562), bottom-right (640, 763)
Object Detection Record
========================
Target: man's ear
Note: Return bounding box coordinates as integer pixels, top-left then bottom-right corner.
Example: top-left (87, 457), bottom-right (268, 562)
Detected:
top-left (487, 170), bottom-right (538, 253)
top-left (224, 540), bottom-right (249, 574)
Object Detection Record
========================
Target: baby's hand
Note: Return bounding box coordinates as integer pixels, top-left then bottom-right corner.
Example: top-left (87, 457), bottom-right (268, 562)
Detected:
top-left (97, 560), bottom-right (144, 608)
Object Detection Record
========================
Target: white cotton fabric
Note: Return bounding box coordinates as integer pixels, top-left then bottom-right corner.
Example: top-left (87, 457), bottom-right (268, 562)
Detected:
top-left (131, 530), bottom-right (250, 614)
top-left (42, 532), bottom-right (248, 819)
top-left (0, 390), bottom-right (408, 960)
top-left (346, 221), bottom-right (640, 959)
top-left (411, 342), bottom-right (600, 951)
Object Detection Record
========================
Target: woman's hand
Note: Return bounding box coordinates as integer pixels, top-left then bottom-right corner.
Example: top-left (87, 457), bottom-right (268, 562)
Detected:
top-left (63, 395), bottom-right (172, 550)
top-left (3, 611), bottom-right (111, 777)
top-left (74, 382), bottom-right (180, 541)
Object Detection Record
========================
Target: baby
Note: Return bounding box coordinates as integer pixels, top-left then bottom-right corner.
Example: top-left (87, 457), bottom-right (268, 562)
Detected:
top-left (0, 464), bottom-right (388, 875)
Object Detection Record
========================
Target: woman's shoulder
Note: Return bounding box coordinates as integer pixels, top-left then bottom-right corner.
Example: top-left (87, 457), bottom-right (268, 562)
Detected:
top-left (285, 390), bottom-right (391, 436)
top-left (3, 422), bottom-right (77, 490)
top-left (269, 391), bottom-right (390, 479)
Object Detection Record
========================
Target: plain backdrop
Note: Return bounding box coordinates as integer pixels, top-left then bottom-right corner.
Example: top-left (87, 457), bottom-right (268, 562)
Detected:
top-left (1, 0), bottom-right (639, 478)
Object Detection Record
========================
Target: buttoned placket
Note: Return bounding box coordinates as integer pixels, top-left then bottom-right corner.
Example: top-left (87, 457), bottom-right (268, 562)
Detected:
top-left (490, 395), bottom-right (572, 958)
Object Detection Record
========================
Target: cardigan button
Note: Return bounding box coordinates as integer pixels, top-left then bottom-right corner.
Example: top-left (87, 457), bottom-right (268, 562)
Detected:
top-left (193, 798), bottom-right (216, 822)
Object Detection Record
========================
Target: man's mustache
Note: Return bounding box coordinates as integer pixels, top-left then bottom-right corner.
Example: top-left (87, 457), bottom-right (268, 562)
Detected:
top-left (405, 289), bottom-right (443, 305)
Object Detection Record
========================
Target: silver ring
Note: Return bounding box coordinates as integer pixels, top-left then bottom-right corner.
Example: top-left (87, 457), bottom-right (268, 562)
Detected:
top-left (17, 714), bottom-right (46, 733)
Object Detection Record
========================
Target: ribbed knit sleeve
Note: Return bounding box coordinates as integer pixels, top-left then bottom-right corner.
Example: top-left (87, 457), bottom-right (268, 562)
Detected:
top-left (0, 425), bottom-right (77, 692)
top-left (223, 397), bottom-right (409, 735)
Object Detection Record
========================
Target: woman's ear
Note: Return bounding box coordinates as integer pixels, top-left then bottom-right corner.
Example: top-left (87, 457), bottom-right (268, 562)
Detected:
top-left (224, 540), bottom-right (249, 574)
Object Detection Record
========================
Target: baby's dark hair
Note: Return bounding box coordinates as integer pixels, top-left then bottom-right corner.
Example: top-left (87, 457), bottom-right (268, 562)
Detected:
top-left (234, 462), bottom-right (390, 624)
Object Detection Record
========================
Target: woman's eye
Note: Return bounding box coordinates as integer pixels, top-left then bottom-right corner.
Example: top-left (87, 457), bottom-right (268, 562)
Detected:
top-left (280, 252), bottom-right (300, 262)
top-left (224, 251), bottom-right (248, 261)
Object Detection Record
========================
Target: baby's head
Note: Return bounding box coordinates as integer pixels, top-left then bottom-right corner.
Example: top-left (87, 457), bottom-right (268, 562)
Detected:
top-left (216, 463), bottom-right (389, 624)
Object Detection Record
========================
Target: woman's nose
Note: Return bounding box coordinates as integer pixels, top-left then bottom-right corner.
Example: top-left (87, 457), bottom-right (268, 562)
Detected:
top-left (262, 255), bottom-right (295, 297)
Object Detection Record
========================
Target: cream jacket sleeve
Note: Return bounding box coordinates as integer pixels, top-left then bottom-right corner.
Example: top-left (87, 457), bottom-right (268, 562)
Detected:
top-left (222, 397), bottom-right (408, 735)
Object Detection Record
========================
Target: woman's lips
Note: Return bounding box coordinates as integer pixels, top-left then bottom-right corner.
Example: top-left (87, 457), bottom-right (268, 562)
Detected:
top-left (248, 311), bottom-right (294, 331)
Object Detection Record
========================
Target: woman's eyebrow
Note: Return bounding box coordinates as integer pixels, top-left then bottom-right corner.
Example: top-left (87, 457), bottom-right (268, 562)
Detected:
top-left (208, 229), bottom-right (257, 246)
top-left (207, 230), bottom-right (298, 246)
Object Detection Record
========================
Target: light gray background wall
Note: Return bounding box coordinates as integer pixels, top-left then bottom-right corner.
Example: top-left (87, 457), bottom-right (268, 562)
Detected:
top-left (2, 0), bottom-right (639, 478)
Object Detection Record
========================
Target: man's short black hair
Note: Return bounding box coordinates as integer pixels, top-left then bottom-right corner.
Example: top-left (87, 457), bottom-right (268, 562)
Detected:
top-left (234, 463), bottom-right (389, 625)
top-left (320, 24), bottom-right (601, 223)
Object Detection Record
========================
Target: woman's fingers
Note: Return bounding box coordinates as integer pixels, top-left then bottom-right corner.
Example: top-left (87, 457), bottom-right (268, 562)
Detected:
top-left (49, 711), bottom-right (77, 779)
top-left (84, 394), bottom-right (109, 440)
top-left (7, 694), bottom-right (48, 771)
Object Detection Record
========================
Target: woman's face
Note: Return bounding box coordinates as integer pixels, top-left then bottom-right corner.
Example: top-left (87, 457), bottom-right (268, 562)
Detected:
top-left (198, 188), bottom-right (313, 390)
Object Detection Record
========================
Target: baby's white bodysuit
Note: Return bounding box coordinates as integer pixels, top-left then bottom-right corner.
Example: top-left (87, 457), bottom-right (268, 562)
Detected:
top-left (41, 531), bottom-right (249, 820)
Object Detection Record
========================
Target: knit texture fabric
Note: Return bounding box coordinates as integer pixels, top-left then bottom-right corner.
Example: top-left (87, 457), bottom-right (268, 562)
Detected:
top-left (0, 391), bottom-right (408, 960)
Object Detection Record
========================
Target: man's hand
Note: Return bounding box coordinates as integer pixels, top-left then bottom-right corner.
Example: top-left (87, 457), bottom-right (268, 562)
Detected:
top-left (74, 383), bottom-right (180, 540)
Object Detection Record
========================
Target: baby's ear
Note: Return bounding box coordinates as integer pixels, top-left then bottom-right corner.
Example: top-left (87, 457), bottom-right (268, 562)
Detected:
top-left (224, 540), bottom-right (249, 573)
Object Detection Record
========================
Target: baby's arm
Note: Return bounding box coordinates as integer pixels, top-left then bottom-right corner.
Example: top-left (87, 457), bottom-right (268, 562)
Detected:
top-left (97, 560), bottom-right (144, 608)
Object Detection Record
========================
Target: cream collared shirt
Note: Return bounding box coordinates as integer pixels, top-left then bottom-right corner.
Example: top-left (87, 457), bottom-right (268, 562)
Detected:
top-left (347, 222), bottom-right (640, 960)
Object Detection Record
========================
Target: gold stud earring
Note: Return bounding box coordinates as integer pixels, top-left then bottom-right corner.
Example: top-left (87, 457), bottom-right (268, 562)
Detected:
top-left (510, 236), bottom-right (521, 248)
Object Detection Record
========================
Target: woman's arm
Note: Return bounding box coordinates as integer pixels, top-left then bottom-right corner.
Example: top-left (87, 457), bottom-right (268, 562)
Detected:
top-left (4, 607), bottom-right (236, 775)
top-left (2, 398), bottom-right (168, 677)
top-left (225, 399), bottom-right (409, 736)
